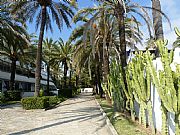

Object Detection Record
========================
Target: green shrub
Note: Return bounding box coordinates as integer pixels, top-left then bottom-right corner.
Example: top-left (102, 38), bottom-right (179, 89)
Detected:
top-left (4, 91), bottom-right (21, 101)
top-left (39, 89), bottom-right (44, 97)
top-left (21, 97), bottom-right (49, 110)
top-left (46, 96), bottom-right (59, 105)
top-left (58, 95), bottom-right (66, 102)
top-left (0, 92), bottom-right (5, 103)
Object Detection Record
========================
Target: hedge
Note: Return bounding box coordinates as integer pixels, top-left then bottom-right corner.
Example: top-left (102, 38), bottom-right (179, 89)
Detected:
top-left (4, 91), bottom-right (21, 101)
top-left (21, 97), bottom-right (49, 110)
top-left (0, 92), bottom-right (5, 103)
top-left (21, 96), bottom-right (66, 110)
top-left (46, 96), bottom-right (59, 105)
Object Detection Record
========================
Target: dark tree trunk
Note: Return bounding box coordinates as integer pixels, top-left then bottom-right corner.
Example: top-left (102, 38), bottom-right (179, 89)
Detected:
top-left (35, 6), bottom-right (46, 96)
top-left (63, 60), bottom-right (68, 88)
top-left (75, 74), bottom-right (79, 87)
top-left (96, 64), bottom-right (103, 98)
top-left (69, 68), bottom-right (72, 87)
top-left (46, 64), bottom-right (50, 95)
top-left (102, 43), bottom-right (109, 84)
top-left (115, 4), bottom-right (128, 110)
top-left (116, 6), bottom-right (127, 69)
top-left (9, 59), bottom-right (16, 91)
top-left (152, 0), bottom-right (164, 56)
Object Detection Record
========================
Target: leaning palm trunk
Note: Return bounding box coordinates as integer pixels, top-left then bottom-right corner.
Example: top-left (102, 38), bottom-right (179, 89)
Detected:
top-left (9, 58), bottom-right (16, 90)
top-left (35, 6), bottom-right (47, 96)
top-left (103, 42), bottom-right (111, 101)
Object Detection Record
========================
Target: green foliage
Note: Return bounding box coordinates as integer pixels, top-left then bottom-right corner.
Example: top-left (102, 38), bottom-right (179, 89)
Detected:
top-left (108, 59), bottom-right (127, 112)
top-left (39, 89), bottom-right (44, 97)
top-left (45, 96), bottom-right (59, 105)
top-left (4, 91), bottom-right (21, 101)
top-left (146, 40), bottom-right (180, 135)
top-left (21, 97), bottom-right (49, 110)
top-left (98, 99), bottom-right (150, 135)
top-left (0, 92), bottom-right (5, 103)
top-left (129, 52), bottom-right (152, 128)
top-left (173, 27), bottom-right (180, 48)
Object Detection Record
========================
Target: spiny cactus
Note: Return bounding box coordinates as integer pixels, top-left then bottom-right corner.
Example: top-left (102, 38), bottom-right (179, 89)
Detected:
top-left (146, 40), bottom-right (180, 135)
top-left (129, 51), bottom-right (154, 131)
top-left (108, 59), bottom-right (126, 112)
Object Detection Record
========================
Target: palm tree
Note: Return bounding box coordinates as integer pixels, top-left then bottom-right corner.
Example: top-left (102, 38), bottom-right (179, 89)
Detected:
top-left (50, 38), bottom-right (74, 88)
top-left (10, 0), bottom-right (77, 96)
top-left (72, 2), bottom-right (144, 98)
top-left (0, 26), bottom-right (31, 90)
top-left (42, 38), bottom-right (57, 95)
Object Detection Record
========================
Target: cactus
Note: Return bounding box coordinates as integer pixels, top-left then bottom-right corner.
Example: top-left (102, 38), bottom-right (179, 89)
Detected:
top-left (146, 40), bottom-right (180, 135)
top-left (129, 51), bottom-right (154, 130)
top-left (108, 59), bottom-right (126, 112)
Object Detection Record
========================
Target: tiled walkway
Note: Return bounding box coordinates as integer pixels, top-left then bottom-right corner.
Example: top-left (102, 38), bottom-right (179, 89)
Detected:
top-left (0, 93), bottom-right (114, 135)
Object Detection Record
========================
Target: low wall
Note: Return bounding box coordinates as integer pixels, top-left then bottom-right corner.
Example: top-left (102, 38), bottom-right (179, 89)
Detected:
top-left (81, 88), bottom-right (93, 93)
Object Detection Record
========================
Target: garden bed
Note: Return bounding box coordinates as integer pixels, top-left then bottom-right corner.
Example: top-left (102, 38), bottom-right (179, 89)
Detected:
top-left (97, 98), bottom-right (155, 135)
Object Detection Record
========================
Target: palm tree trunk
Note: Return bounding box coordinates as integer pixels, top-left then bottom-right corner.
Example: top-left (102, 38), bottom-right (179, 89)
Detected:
top-left (69, 69), bottom-right (72, 87)
top-left (64, 60), bottom-right (68, 88)
top-left (152, 0), bottom-right (164, 40)
top-left (103, 43), bottom-right (109, 84)
top-left (9, 59), bottom-right (16, 91)
top-left (116, 5), bottom-right (128, 110)
top-left (35, 6), bottom-right (47, 96)
top-left (116, 6), bottom-right (127, 68)
top-left (75, 74), bottom-right (79, 87)
top-left (96, 63), bottom-right (103, 98)
top-left (152, 0), bottom-right (164, 57)
top-left (47, 64), bottom-right (50, 95)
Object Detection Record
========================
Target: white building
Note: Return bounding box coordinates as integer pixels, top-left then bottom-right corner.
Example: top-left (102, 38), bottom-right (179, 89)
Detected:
top-left (0, 57), bottom-right (58, 97)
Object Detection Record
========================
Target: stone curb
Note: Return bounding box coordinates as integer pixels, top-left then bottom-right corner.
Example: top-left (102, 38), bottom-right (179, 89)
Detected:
top-left (95, 98), bottom-right (118, 135)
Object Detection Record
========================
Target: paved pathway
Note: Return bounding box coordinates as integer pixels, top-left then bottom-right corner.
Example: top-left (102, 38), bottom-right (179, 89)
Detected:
top-left (0, 93), bottom-right (114, 135)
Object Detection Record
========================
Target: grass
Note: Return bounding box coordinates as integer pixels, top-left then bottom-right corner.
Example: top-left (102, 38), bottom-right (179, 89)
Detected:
top-left (97, 98), bottom-right (152, 135)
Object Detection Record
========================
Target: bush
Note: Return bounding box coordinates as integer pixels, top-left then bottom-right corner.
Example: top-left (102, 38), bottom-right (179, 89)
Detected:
top-left (46, 96), bottom-right (59, 105)
top-left (39, 89), bottom-right (44, 97)
top-left (21, 97), bottom-right (49, 110)
top-left (0, 92), bottom-right (5, 103)
top-left (4, 91), bottom-right (21, 101)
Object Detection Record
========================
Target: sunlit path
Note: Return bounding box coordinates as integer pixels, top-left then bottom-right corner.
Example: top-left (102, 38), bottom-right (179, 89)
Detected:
top-left (0, 93), bottom-right (113, 135)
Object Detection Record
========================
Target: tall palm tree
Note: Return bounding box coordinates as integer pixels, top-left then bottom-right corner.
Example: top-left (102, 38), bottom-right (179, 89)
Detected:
top-left (72, 2), bottom-right (144, 98)
top-left (10, 0), bottom-right (76, 96)
top-left (0, 26), bottom-right (31, 90)
top-left (42, 38), bottom-right (57, 95)
top-left (50, 38), bottom-right (74, 88)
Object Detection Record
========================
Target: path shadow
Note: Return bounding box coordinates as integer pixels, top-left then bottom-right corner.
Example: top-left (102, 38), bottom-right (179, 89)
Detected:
top-left (0, 103), bottom-right (21, 110)
top-left (9, 109), bottom-right (105, 135)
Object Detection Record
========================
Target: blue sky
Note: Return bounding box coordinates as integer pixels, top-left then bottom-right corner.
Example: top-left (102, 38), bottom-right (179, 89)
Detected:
top-left (27, 0), bottom-right (180, 46)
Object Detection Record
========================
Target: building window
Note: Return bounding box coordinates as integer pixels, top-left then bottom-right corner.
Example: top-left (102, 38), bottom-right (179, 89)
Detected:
top-left (15, 82), bottom-right (19, 90)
